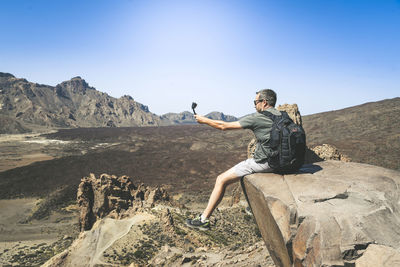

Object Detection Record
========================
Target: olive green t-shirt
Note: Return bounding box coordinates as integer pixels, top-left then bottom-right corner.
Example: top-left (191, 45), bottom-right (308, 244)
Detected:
top-left (238, 107), bottom-right (281, 163)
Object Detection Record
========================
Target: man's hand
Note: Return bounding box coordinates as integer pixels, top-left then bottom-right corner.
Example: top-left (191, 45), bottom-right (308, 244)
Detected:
top-left (195, 115), bottom-right (207, 124)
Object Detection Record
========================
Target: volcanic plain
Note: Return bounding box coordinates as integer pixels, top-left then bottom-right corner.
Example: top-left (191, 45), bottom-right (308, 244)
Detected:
top-left (0, 125), bottom-right (262, 266)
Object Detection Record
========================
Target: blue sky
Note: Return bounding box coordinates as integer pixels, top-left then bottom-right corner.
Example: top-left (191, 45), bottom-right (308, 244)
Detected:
top-left (1, 0), bottom-right (399, 117)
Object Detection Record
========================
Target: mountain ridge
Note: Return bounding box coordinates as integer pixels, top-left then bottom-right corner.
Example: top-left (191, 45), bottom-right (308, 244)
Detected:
top-left (0, 72), bottom-right (162, 132)
top-left (302, 97), bottom-right (400, 170)
top-left (0, 73), bottom-right (237, 133)
top-left (161, 111), bottom-right (237, 125)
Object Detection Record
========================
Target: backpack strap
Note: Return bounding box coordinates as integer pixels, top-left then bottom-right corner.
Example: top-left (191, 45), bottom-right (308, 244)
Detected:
top-left (262, 110), bottom-right (292, 121)
top-left (261, 110), bottom-right (287, 121)
top-left (261, 110), bottom-right (274, 120)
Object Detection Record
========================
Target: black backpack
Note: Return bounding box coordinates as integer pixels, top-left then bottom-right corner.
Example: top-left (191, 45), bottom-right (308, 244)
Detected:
top-left (262, 110), bottom-right (306, 173)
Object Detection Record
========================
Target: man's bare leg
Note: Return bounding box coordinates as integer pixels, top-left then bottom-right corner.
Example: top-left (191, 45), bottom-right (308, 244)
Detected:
top-left (202, 166), bottom-right (241, 219)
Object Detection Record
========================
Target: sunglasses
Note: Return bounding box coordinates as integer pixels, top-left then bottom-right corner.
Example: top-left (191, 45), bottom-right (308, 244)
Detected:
top-left (253, 99), bottom-right (265, 105)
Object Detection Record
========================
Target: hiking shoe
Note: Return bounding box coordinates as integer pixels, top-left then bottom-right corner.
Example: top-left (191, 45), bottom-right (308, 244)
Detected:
top-left (245, 206), bottom-right (253, 216)
top-left (186, 215), bottom-right (210, 231)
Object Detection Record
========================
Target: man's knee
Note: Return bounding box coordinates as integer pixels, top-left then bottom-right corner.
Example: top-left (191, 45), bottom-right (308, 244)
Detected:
top-left (216, 174), bottom-right (226, 186)
top-left (216, 170), bottom-right (239, 186)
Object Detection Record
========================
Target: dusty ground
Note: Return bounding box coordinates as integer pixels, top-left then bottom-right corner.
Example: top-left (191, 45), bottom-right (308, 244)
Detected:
top-left (0, 198), bottom-right (79, 266)
top-left (0, 130), bottom-right (126, 173)
top-left (0, 132), bottom-right (54, 172)
top-left (42, 202), bottom-right (274, 267)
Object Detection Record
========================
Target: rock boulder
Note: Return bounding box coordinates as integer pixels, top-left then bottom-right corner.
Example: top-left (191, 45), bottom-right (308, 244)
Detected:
top-left (305, 144), bottom-right (351, 164)
top-left (242, 161), bottom-right (400, 266)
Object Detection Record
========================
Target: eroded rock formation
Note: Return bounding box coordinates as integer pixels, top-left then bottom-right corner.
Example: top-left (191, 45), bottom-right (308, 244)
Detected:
top-left (307, 143), bottom-right (351, 163)
top-left (242, 160), bottom-right (400, 267)
top-left (277, 103), bottom-right (303, 126)
top-left (77, 173), bottom-right (169, 231)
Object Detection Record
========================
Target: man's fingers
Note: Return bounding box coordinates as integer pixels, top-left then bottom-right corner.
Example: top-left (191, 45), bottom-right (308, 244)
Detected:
top-left (194, 115), bottom-right (203, 123)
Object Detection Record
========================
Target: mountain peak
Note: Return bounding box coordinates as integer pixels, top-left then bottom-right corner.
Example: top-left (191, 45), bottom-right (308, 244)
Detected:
top-left (0, 72), bottom-right (15, 78)
top-left (120, 95), bottom-right (133, 100)
top-left (205, 111), bottom-right (237, 122)
top-left (57, 76), bottom-right (93, 93)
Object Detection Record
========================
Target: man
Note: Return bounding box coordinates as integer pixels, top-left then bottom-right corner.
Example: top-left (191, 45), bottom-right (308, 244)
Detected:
top-left (186, 89), bottom-right (281, 230)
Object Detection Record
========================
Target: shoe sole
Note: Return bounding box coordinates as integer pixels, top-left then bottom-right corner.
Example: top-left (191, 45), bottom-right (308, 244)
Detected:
top-left (186, 220), bottom-right (210, 231)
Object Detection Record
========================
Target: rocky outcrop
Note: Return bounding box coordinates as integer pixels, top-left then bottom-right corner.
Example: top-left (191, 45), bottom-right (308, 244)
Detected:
top-left (0, 73), bottom-right (162, 133)
top-left (277, 103), bottom-right (302, 126)
top-left (306, 143), bottom-right (351, 163)
top-left (247, 138), bottom-right (257, 159)
top-left (160, 208), bottom-right (175, 235)
top-left (242, 161), bottom-right (400, 267)
top-left (77, 173), bottom-right (169, 231)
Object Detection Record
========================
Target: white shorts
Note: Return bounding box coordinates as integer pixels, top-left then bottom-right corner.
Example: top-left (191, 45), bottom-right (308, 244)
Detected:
top-left (233, 158), bottom-right (273, 177)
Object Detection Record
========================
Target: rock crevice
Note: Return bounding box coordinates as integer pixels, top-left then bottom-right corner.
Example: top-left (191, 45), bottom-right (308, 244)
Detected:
top-left (313, 191), bottom-right (349, 203)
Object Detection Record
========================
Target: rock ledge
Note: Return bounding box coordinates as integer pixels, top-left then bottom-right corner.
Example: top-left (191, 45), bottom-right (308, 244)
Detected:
top-left (242, 160), bottom-right (400, 267)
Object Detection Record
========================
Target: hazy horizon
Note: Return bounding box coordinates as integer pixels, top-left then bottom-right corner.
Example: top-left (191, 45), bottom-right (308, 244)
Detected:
top-left (1, 0), bottom-right (399, 117)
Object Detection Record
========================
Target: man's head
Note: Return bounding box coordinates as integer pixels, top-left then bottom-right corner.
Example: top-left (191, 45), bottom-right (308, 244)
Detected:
top-left (254, 89), bottom-right (277, 112)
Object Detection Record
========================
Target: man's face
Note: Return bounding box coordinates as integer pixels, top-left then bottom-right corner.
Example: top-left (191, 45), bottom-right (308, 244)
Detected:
top-left (254, 93), bottom-right (264, 113)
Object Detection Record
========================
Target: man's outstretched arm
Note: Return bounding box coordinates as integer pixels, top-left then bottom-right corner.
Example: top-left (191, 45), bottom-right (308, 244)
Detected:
top-left (195, 115), bottom-right (242, 131)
